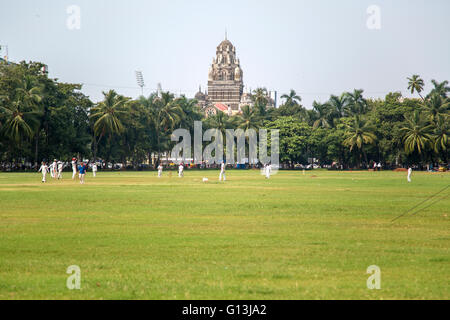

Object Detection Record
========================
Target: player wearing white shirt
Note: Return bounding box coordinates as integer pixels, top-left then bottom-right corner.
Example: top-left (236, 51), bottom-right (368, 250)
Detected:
top-left (178, 164), bottom-right (184, 178)
top-left (71, 158), bottom-right (77, 180)
top-left (219, 162), bottom-right (226, 181)
top-left (92, 163), bottom-right (97, 177)
top-left (49, 160), bottom-right (57, 179)
top-left (38, 162), bottom-right (49, 183)
top-left (57, 161), bottom-right (64, 179)
top-left (157, 164), bottom-right (163, 178)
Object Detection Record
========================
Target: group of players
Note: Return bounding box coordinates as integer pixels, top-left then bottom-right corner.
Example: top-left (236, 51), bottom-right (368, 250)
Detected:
top-left (156, 162), bottom-right (273, 181)
top-left (38, 160), bottom-right (414, 184)
top-left (38, 158), bottom-right (97, 184)
top-left (38, 158), bottom-right (274, 183)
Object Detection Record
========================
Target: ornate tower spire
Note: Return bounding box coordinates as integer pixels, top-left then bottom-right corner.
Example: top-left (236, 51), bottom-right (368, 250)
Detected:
top-left (207, 37), bottom-right (244, 112)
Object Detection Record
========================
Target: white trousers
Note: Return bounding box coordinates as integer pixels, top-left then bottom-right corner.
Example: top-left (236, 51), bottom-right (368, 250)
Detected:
top-left (178, 171), bottom-right (183, 177)
top-left (93, 170), bottom-right (96, 177)
top-left (219, 171), bottom-right (226, 181)
top-left (42, 172), bottom-right (47, 182)
top-left (158, 170), bottom-right (162, 177)
top-left (57, 170), bottom-right (62, 179)
top-left (72, 168), bottom-right (77, 179)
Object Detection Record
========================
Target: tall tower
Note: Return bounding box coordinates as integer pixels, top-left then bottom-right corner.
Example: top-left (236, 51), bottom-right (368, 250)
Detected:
top-left (207, 38), bottom-right (244, 111)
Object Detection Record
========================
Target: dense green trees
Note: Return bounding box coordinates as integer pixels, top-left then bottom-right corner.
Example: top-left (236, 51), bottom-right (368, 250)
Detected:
top-left (0, 61), bottom-right (92, 165)
top-left (0, 60), bottom-right (448, 169)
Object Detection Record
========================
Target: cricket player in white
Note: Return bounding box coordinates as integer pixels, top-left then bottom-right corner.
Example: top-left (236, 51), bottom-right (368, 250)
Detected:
top-left (38, 162), bottom-right (49, 183)
top-left (219, 162), bottom-right (226, 181)
top-left (50, 159), bottom-right (57, 179)
top-left (407, 167), bottom-right (412, 182)
top-left (71, 158), bottom-right (77, 180)
top-left (157, 164), bottom-right (163, 178)
top-left (92, 163), bottom-right (97, 177)
top-left (57, 161), bottom-right (64, 179)
top-left (178, 164), bottom-right (184, 178)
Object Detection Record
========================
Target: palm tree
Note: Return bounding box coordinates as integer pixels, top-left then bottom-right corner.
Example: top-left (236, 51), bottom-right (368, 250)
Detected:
top-left (327, 94), bottom-right (347, 126)
top-left (207, 110), bottom-right (233, 135)
top-left (281, 89), bottom-right (302, 107)
top-left (0, 98), bottom-right (41, 143)
top-left (237, 105), bottom-right (259, 130)
top-left (277, 90), bottom-right (305, 120)
top-left (90, 90), bottom-right (130, 160)
top-left (252, 87), bottom-right (269, 107)
top-left (156, 92), bottom-right (184, 132)
top-left (343, 115), bottom-right (377, 167)
top-left (176, 96), bottom-right (202, 129)
top-left (407, 75), bottom-right (425, 100)
top-left (312, 101), bottom-right (331, 129)
top-left (0, 76), bottom-right (43, 144)
top-left (423, 93), bottom-right (450, 123)
top-left (428, 79), bottom-right (450, 99)
top-left (344, 89), bottom-right (367, 115)
top-left (328, 94), bottom-right (346, 118)
top-left (251, 87), bottom-right (270, 118)
top-left (400, 110), bottom-right (433, 155)
top-left (138, 91), bottom-right (183, 164)
top-left (433, 114), bottom-right (449, 161)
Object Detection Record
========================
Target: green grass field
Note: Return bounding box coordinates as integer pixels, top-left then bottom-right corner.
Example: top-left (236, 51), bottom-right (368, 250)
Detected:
top-left (0, 169), bottom-right (448, 300)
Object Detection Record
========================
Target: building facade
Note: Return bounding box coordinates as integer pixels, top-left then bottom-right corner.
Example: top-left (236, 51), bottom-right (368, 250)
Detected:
top-left (196, 37), bottom-right (275, 117)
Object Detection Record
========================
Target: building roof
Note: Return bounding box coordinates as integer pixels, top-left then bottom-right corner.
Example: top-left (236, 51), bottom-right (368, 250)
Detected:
top-left (195, 91), bottom-right (206, 100)
top-left (217, 39), bottom-right (235, 52)
top-left (214, 103), bottom-right (228, 111)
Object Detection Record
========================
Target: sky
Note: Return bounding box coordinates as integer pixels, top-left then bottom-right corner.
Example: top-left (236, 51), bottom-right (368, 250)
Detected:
top-left (1, 0), bottom-right (449, 108)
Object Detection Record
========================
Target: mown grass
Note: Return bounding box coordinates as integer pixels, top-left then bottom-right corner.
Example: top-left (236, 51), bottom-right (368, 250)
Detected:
top-left (0, 169), bottom-right (448, 299)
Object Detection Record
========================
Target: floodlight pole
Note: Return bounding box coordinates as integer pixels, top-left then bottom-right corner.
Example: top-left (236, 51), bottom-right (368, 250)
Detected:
top-left (0, 44), bottom-right (9, 62)
top-left (135, 70), bottom-right (145, 96)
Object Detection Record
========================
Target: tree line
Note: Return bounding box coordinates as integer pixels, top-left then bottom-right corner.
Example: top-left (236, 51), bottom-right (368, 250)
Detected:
top-left (0, 61), bottom-right (448, 170)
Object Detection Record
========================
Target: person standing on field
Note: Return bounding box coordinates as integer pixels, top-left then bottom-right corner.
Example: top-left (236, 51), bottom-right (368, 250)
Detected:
top-left (407, 167), bottom-right (412, 183)
top-left (92, 162), bottom-right (97, 177)
top-left (157, 164), bottom-right (163, 178)
top-left (49, 159), bottom-right (57, 179)
top-left (219, 162), bottom-right (226, 181)
top-left (377, 162), bottom-right (382, 171)
top-left (38, 161), bottom-right (49, 183)
top-left (78, 162), bottom-right (88, 184)
top-left (178, 163), bottom-right (184, 178)
top-left (71, 158), bottom-right (77, 180)
top-left (57, 161), bottom-right (64, 179)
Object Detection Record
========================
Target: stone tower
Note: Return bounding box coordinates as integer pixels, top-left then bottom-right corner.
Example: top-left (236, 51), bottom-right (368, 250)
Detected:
top-left (207, 37), bottom-right (244, 111)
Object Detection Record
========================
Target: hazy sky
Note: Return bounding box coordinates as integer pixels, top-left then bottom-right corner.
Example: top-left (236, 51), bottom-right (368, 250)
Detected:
top-left (1, 0), bottom-right (449, 108)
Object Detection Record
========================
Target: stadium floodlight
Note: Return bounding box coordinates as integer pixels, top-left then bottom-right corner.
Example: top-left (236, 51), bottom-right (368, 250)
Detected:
top-left (157, 83), bottom-right (162, 98)
top-left (135, 70), bottom-right (145, 96)
top-left (0, 44), bottom-right (9, 62)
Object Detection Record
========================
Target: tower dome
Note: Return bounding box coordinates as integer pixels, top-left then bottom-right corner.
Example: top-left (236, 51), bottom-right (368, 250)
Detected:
top-left (207, 37), bottom-right (244, 112)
